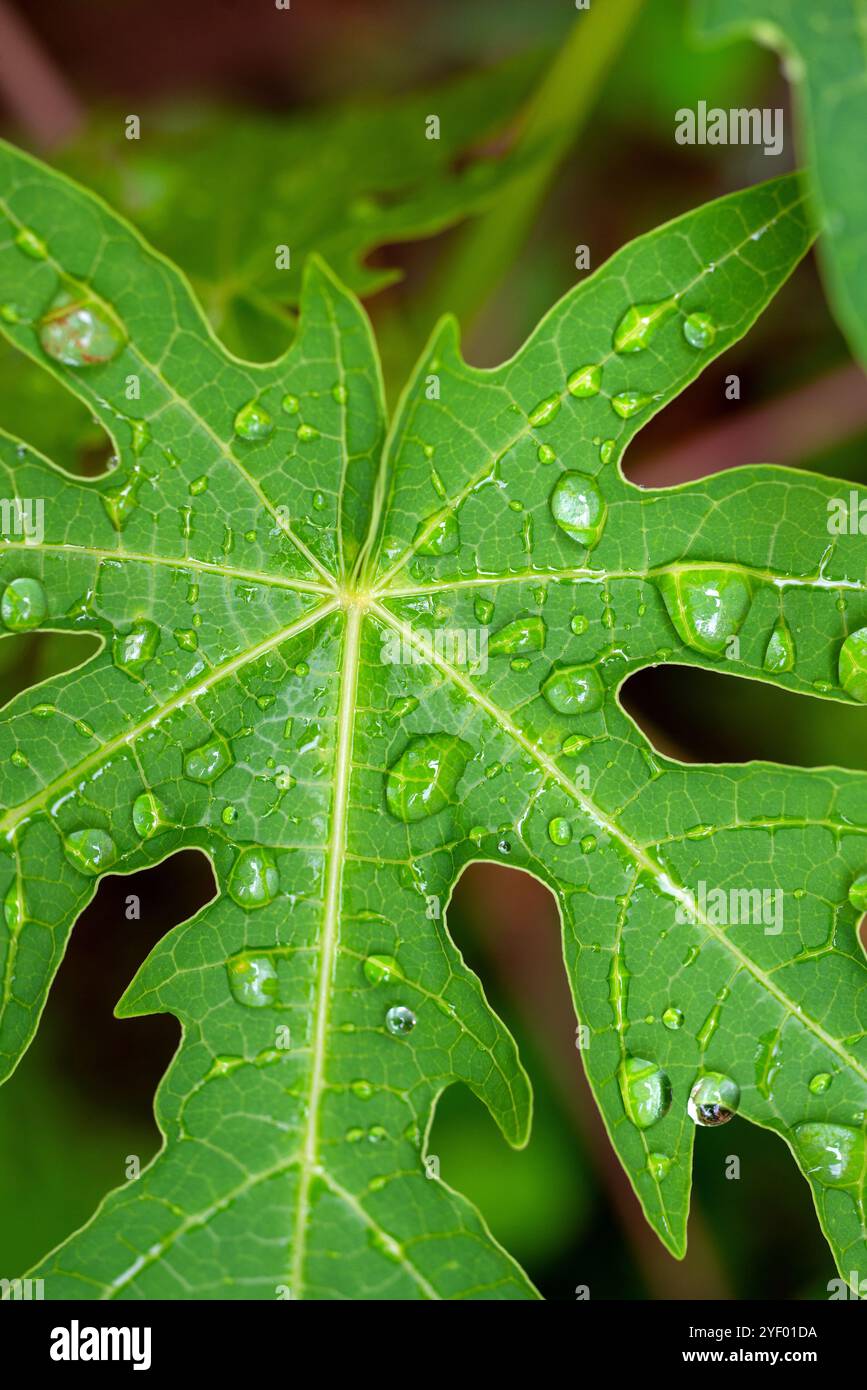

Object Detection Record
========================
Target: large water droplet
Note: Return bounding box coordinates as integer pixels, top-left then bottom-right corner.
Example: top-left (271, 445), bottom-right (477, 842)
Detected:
top-left (613, 298), bottom-right (678, 353)
top-left (763, 618), bottom-right (795, 673)
top-left (657, 566), bottom-right (752, 657)
top-left (618, 1056), bottom-right (672, 1129)
top-left (184, 736), bottom-right (234, 784)
top-left (227, 847), bottom-right (280, 908)
top-left (682, 312), bottom-right (716, 350)
top-left (1, 577), bottom-right (47, 631)
top-left (547, 816), bottom-right (572, 845)
top-left (113, 619), bottom-right (159, 674)
top-left (234, 400), bottom-right (274, 441)
top-left (566, 364), bottom-right (602, 397)
top-left (227, 953), bottom-right (278, 1008)
top-left (132, 791), bottom-right (167, 839)
top-left (38, 290), bottom-right (125, 367)
top-left (385, 734), bottom-right (472, 822)
top-left (385, 1005), bottom-right (417, 1036)
top-left (838, 627), bottom-right (867, 702)
top-left (541, 664), bottom-right (603, 714)
top-left (688, 1072), bottom-right (740, 1126)
top-left (64, 827), bottom-right (118, 876)
top-left (549, 472), bottom-right (607, 547)
top-left (794, 1122), bottom-right (865, 1188)
top-left (611, 391), bottom-right (655, 420)
top-left (489, 615), bottom-right (546, 656)
top-left (413, 510), bottom-right (459, 556)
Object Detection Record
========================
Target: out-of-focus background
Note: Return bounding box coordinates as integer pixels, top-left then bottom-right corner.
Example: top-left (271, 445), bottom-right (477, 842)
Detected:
top-left (0, 0), bottom-right (865, 1299)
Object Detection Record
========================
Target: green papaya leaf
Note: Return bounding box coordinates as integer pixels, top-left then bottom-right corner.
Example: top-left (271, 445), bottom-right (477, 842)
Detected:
top-left (694, 0), bottom-right (867, 368)
top-left (1, 143), bottom-right (865, 1300)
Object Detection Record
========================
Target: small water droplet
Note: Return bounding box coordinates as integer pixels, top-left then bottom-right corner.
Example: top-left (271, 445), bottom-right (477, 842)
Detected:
top-left (618, 1056), bottom-right (672, 1129)
top-left (614, 298), bottom-right (678, 353)
top-left (599, 439), bottom-right (616, 464)
top-left (64, 827), bottom-right (117, 876)
top-left (385, 733), bottom-right (472, 822)
top-left (413, 510), bottom-right (459, 556)
top-left (847, 871), bottom-right (867, 912)
top-left (474, 596), bottom-right (494, 625)
top-left (763, 618), bottom-right (795, 673)
top-left (184, 736), bottom-right (234, 784)
top-left (682, 312), bottom-right (717, 350)
top-left (528, 394), bottom-right (561, 427)
top-left (113, 619), bottom-right (159, 674)
top-left (579, 833), bottom-right (597, 853)
top-left (537, 444), bottom-right (556, 464)
top-left (808, 1072), bottom-right (832, 1095)
top-left (233, 399), bottom-right (274, 440)
top-left (132, 791), bottom-right (167, 839)
top-left (4, 882), bottom-right (24, 933)
top-left (281, 393), bottom-right (300, 415)
top-left (611, 391), bottom-right (655, 420)
top-left (541, 663), bottom-right (603, 714)
top-left (38, 289), bottom-right (125, 366)
top-left (227, 953), bottom-right (278, 1008)
top-left (838, 627), bottom-right (867, 702)
top-left (570, 615), bottom-right (589, 636)
top-left (351, 1079), bottom-right (374, 1100)
top-left (15, 226), bottom-right (47, 259)
top-left (688, 1072), bottom-right (740, 1126)
top-left (566, 363), bottom-right (602, 397)
top-left (549, 472), bottom-right (607, 547)
top-left (1, 576), bottom-right (47, 631)
top-left (227, 847), bottom-right (280, 908)
top-left (794, 1121), bottom-right (865, 1188)
top-left (385, 1005), bottom-right (417, 1036)
top-left (363, 954), bottom-right (400, 985)
top-left (548, 816), bottom-right (572, 845)
top-left (489, 615), bottom-right (546, 656)
top-left (657, 566), bottom-right (752, 657)
top-left (296, 422), bottom-right (319, 442)
top-left (647, 1152), bottom-right (671, 1181)
top-left (662, 1006), bottom-right (684, 1031)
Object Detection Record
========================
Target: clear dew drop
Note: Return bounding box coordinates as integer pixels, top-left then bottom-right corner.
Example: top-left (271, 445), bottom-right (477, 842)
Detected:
top-left (537, 444), bottom-right (556, 464)
top-left (4, 882), bottom-right (24, 933)
top-left (233, 400), bottom-right (274, 441)
top-left (37, 289), bottom-right (125, 367)
top-left (385, 733), bottom-right (473, 823)
top-left (113, 619), bottom-right (159, 674)
top-left (363, 954), bottom-right (400, 985)
top-left (618, 1056), bottom-right (673, 1129)
top-left (413, 510), bottom-right (459, 556)
top-left (1, 576), bottom-right (47, 631)
top-left (474, 596), bottom-right (494, 625)
top-left (599, 439), bottom-right (616, 464)
top-left (549, 471), bottom-right (607, 547)
top-left (227, 847), bottom-right (280, 909)
top-left (662, 1006), bottom-right (684, 1031)
top-left (613, 297), bottom-right (678, 353)
top-left (132, 791), bottom-right (167, 839)
top-left (611, 390), bottom-right (655, 420)
top-left (647, 1152), bottom-right (671, 1181)
top-left (489, 615), bottom-right (546, 656)
top-left (794, 1121), bottom-right (866, 1188)
top-left (682, 312), bottom-right (717, 350)
top-left (183, 735), bottom-right (234, 784)
top-left (847, 871), bottom-right (867, 912)
top-left (15, 226), bottom-right (48, 260)
top-left (296, 422), bottom-right (319, 442)
top-left (351, 1079), bottom-right (373, 1100)
top-left (688, 1072), bottom-right (740, 1127)
top-left (657, 566), bottom-right (752, 657)
top-left (385, 1005), bottom-right (417, 1037)
top-left (570, 614), bottom-right (589, 635)
top-left (838, 627), bottom-right (867, 702)
top-left (763, 618), bottom-right (795, 673)
top-left (64, 827), bottom-right (118, 876)
top-left (808, 1072), bottom-right (833, 1095)
top-left (566, 363), bottom-right (602, 397)
top-left (281, 393), bottom-right (300, 415)
top-left (528, 394), bottom-right (561, 427)
top-left (227, 953), bottom-right (278, 1008)
top-left (541, 663), bottom-right (604, 715)
top-left (547, 816), bottom-right (572, 845)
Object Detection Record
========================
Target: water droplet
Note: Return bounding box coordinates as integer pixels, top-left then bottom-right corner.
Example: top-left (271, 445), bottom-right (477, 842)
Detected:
top-left (1, 576), bottom-right (47, 631)
top-left (566, 363), bottom-right (602, 397)
top-left (385, 734), bottom-right (472, 822)
top-left (549, 472), bottom-right (607, 547)
top-left (297, 423), bottom-right (319, 442)
top-left (233, 400), bottom-right (273, 440)
top-left (611, 391), bottom-right (655, 420)
top-left (528, 394), bottom-right (561, 427)
top-left (541, 663), bottom-right (603, 714)
top-left (64, 827), bottom-right (117, 876)
top-left (497, 838), bottom-right (511, 855)
top-left (4, 882), bottom-right (24, 933)
top-left (227, 953), bottom-right (278, 1007)
top-left (599, 439), bottom-right (616, 464)
top-left (227, 847), bottom-right (280, 908)
top-left (618, 1056), bottom-right (672, 1129)
top-left (548, 817), bottom-right (572, 845)
top-left (184, 736), bottom-right (234, 784)
top-left (562, 733), bottom-right (590, 755)
top-left (657, 566), bottom-right (752, 657)
top-left (345, 1127), bottom-right (364, 1143)
top-left (794, 1122), bottom-right (865, 1188)
top-left (763, 618), bottom-right (795, 673)
top-left (613, 298), bottom-right (678, 353)
top-left (537, 444), bottom-right (556, 464)
top-left (332, 382), bottom-right (348, 404)
top-left (281, 393), bottom-right (300, 415)
top-left (15, 226), bottom-right (47, 260)
top-left (38, 289), bottom-right (125, 366)
top-left (580, 833), bottom-right (597, 853)
top-left (385, 1005), bottom-right (417, 1036)
top-left (570, 615), bottom-right (589, 636)
top-left (474, 596), bottom-right (494, 625)
top-left (113, 619), bottom-right (159, 674)
top-left (363, 954), bottom-right (400, 985)
top-left (351, 1079), bottom-right (374, 1100)
top-left (132, 791), bottom-right (167, 839)
top-left (682, 312), bottom-right (716, 350)
top-left (662, 1006), bottom-right (684, 1031)
top-left (847, 871), bottom-right (867, 912)
top-left (489, 615), bottom-right (546, 656)
top-left (413, 510), bottom-right (459, 556)
top-left (688, 1072), bottom-right (740, 1126)
top-left (838, 627), bottom-right (867, 702)
top-left (648, 1152), bottom-right (671, 1181)
top-left (173, 627), bottom-right (198, 652)
top-left (808, 1072), bottom-right (832, 1095)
